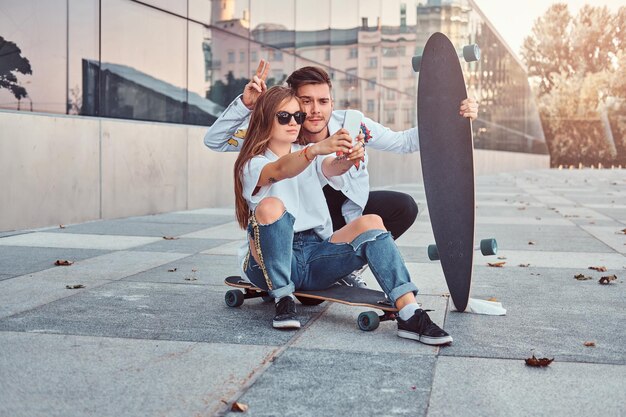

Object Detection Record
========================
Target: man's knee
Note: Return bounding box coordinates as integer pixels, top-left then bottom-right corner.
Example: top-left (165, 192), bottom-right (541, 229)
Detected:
top-left (254, 197), bottom-right (285, 224)
top-left (400, 194), bottom-right (419, 222)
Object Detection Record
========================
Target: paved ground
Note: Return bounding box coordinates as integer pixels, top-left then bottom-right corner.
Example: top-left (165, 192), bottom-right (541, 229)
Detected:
top-left (0, 169), bottom-right (624, 417)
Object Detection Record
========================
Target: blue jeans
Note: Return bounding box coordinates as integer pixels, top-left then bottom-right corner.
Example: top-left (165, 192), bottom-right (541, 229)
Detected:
top-left (244, 210), bottom-right (418, 304)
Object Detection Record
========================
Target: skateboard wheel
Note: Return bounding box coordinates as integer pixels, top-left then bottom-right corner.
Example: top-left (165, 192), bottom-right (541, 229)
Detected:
top-left (411, 55), bottom-right (422, 72)
top-left (480, 238), bottom-right (498, 256)
top-left (358, 311), bottom-right (380, 331)
top-left (462, 44), bottom-right (481, 62)
top-left (427, 244), bottom-right (440, 261)
top-left (296, 296), bottom-right (325, 306)
top-left (225, 290), bottom-right (244, 308)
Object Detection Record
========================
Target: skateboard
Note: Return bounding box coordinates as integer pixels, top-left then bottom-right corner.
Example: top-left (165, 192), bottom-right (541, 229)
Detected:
top-left (224, 276), bottom-right (397, 331)
top-left (413, 32), bottom-right (497, 312)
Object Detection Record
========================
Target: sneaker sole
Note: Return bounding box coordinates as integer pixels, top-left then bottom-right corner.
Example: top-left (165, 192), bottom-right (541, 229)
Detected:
top-left (397, 330), bottom-right (453, 346)
top-left (273, 319), bottom-right (301, 329)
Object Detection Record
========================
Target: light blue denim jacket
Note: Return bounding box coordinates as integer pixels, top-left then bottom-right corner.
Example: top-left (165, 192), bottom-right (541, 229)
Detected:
top-left (203, 95), bottom-right (420, 222)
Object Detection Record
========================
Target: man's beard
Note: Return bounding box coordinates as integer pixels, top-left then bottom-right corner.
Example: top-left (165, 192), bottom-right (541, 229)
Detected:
top-left (302, 119), bottom-right (330, 136)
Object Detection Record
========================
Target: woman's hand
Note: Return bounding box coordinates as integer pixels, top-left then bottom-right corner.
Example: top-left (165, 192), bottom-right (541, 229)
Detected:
top-left (309, 128), bottom-right (354, 157)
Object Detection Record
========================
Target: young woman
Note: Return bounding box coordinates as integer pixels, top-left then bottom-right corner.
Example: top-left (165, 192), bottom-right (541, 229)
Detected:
top-left (233, 86), bottom-right (452, 346)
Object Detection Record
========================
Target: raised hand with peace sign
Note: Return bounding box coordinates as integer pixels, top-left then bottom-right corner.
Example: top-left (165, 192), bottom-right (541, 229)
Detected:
top-left (242, 59), bottom-right (270, 110)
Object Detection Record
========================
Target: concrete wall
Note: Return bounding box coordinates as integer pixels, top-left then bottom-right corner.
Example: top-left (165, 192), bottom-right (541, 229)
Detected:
top-left (0, 111), bottom-right (549, 232)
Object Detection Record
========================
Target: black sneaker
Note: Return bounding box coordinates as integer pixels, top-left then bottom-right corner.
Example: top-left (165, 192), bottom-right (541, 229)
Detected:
top-left (273, 296), bottom-right (301, 329)
top-left (397, 309), bottom-right (452, 345)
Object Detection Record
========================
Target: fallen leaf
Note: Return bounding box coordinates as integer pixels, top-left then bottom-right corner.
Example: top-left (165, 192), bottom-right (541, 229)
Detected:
top-left (191, 269), bottom-right (198, 273)
top-left (487, 297), bottom-right (498, 302)
top-left (618, 229), bottom-right (626, 235)
top-left (231, 402), bottom-right (249, 412)
top-left (498, 256), bottom-right (507, 260)
top-left (411, 385), bottom-right (417, 391)
top-left (519, 263), bottom-right (530, 267)
top-left (488, 262), bottom-right (506, 268)
top-left (588, 266), bottom-right (607, 272)
top-left (574, 274), bottom-right (593, 281)
top-left (528, 241), bottom-right (536, 245)
top-left (599, 275), bottom-right (617, 285)
top-left (185, 276), bottom-right (198, 281)
top-left (66, 284), bottom-right (85, 289)
top-left (163, 236), bottom-right (179, 240)
top-left (167, 268), bottom-right (177, 272)
top-left (583, 341), bottom-right (596, 347)
top-left (535, 217), bottom-right (542, 221)
top-left (59, 224), bottom-right (66, 229)
top-left (55, 260), bottom-right (74, 266)
top-left (517, 207), bottom-right (527, 211)
top-left (525, 354), bottom-right (554, 367)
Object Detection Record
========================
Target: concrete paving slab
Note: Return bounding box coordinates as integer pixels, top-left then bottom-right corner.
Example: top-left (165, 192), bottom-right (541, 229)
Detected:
top-left (0, 274), bottom-right (13, 282)
top-left (428, 357), bottom-right (626, 417)
top-left (227, 348), bottom-right (437, 417)
top-left (175, 207), bottom-right (236, 216)
top-left (481, 249), bottom-right (625, 269)
top-left (440, 267), bottom-right (626, 364)
top-left (47, 219), bottom-right (209, 237)
top-left (292, 295), bottom-right (449, 355)
top-left (0, 251), bottom-right (188, 318)
top-left (127, 237), bottom-right (232, 254)
top-left (476, 216), bottom-right (573, 226)
top-left (0, 281), bottom-right (325, 346)
top-left (0, 232), bottom-right (161, 250)
top-left (551, 206), bottom-right (613, 221)
top-left (122, 254), bottom-right (240, 286)
top-left (202, 240), bottom-right (246, 256)
top-left (129, 212), bottom-right (234, 225)
top-left (0, 246), bottom-right (109, 277)
top-left (580, 225), bottom-right (626, 254)
top-left (182, 221), bottom-right (246, 240)
top-left (0, 331), bottom-right (277, 417)
top-left (471, 224), bottom-right (616, 252)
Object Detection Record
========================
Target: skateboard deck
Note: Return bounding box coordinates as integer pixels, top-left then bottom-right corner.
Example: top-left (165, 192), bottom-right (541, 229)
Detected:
top-left (224, 276), bottom-right (397, 331)
top-left (417, 32), bottom-right (475, 312)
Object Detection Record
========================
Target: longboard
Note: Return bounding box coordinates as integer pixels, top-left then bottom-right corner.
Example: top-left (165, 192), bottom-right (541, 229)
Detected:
top-left (224, 276), bottom-right (397, 331)
top-left (415, 32), bottom-right (480, 312)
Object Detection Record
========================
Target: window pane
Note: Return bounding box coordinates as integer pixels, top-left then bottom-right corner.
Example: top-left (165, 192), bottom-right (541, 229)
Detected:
top-left (99, 0), bottom-right (187, 123)
top-left (68, 0), bottom-right (99, 116)
top-left (140, 0), bottom-right (187, 17)
top-left (0, 0), bottom-right (67, 114)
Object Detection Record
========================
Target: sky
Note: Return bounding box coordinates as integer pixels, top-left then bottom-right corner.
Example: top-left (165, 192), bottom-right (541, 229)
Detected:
top-left (474, 0), bottom-right (625, 58)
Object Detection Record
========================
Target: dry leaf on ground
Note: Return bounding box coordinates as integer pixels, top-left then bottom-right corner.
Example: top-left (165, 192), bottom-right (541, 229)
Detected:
top-left (488, 262), bottom-right (506, 268)
top-left (59, 224), bottom-right (66, 229)
top-left (55, 260), bottom-right (74, 266)
top-left (66, 284), bottom-right (85, 289)
top-left (231, 402), bottom-right (249, 412)
top-left (498, 256), bottom-right (507, 260)
top-left (599, 275), bottom-right (617, 285)
top-left (574, 274), bottom-right (593, 281)
top-left (618, 229), bottom-right (626, 235)
top-left (519, 263), bottom-right (530, 267)
top-left (528, 241), bottom-right (536, 245)
top-left (487, 297), bottom-right (498, 302)
top-left (583, 341), bottom-right (596, 347)
top-left (525, 354), bottom-right (554, 367)
top-left (588, 266), bottom-right (607, 272)
top-left (167, 268), bottom-right (177, 272)
top-left (163, 236), bottom-right (179, 240)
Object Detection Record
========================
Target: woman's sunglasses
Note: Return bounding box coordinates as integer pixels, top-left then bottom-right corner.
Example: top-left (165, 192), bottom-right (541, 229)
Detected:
top-left (276, 111), bottom-right (307, 125)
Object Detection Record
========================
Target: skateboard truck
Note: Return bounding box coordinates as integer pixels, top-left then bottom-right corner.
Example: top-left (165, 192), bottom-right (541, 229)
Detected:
top-left (427, 238), bottom-right (498, 261)
top-left (412, 43), bottom-right (481, 72)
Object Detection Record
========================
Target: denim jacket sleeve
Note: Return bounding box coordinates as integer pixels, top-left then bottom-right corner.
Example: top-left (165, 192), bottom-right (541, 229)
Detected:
top-left (203, 95), bottom-right (251, 152)
top-left (361, 116), bottom-right (420, 154)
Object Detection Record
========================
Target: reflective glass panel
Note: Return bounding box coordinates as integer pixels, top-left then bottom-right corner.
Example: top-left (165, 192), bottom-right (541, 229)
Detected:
top-left (68, 0), bottom-right (99, 116)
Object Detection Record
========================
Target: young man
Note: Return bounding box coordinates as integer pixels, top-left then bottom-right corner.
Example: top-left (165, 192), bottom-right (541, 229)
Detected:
top-left (205, 60), bottom-right (479, 286)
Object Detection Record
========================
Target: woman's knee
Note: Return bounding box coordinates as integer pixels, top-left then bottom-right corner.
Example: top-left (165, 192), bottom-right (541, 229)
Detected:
top-left (254, 197), bottom-right (285, 224)
top-left (357, 214), bottom-right (386, 231)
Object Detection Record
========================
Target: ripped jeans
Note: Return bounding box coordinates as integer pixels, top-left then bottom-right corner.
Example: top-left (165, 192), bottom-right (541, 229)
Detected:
top-left (244, 210), bottom-right (418, 304)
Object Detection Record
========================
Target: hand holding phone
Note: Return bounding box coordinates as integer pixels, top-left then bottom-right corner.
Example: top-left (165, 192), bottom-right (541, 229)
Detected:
top-left (337, 110), bottom-right (362, 158)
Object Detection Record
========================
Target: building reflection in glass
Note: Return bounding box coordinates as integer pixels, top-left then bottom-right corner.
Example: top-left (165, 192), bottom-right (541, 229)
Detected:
top-left (0, 0), bottom-right (546, 154)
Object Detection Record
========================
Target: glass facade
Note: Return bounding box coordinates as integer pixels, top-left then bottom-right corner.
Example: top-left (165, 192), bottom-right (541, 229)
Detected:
top-left (0, 0), bottom-right (546, 154)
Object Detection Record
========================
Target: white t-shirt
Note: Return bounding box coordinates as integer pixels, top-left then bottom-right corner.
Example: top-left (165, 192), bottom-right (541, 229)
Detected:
top-left (242, 144), bottom-right (333, 239)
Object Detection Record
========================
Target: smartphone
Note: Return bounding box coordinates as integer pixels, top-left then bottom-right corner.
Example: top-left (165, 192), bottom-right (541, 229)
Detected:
top-left (337, 110), bottom-right (363, 158)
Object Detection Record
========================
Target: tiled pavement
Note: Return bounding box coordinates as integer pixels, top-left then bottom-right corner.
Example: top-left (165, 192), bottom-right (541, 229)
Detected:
top-left (0, 169), bottom-right (624, 416)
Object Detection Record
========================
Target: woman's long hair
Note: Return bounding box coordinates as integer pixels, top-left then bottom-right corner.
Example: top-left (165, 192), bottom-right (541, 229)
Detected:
top-left (233, 86), bottom-right (299, 229)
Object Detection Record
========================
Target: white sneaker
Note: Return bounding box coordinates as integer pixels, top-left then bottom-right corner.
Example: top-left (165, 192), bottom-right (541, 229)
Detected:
top-left (336, 265), bottom-right (369, 289)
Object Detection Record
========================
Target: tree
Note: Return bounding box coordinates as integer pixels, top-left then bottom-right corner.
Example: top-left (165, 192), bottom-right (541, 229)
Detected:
top-left (207, 71), bottom-right (287, 108)
top-left (0, 36), bottom-right (32, 100)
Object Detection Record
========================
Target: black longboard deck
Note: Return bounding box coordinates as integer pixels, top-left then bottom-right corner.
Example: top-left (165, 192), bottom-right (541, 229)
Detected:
top-left (225, 276), bottom-right (396, 312)
top-left (417, 32), bottom-right (475, 312)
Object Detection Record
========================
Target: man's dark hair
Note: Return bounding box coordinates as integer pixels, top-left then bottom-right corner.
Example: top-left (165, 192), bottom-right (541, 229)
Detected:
top-left (286, 66), bottom-right (332, 91)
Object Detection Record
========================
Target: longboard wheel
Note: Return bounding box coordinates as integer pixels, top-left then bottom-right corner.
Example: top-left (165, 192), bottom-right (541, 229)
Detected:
top-left (480, 238), bottom-right (498, 256)
top-left (296, 296), bottom-right (325, 306)
top-left (462, 44), bottom-right (481, 62)
top-left (427, 244), bottom-right (440, 261)
top-left (225, 289), bottom-right (244, 308)
top-left (411, 55), bottom-right (422, 72)
top-left (358, 311), bottom-right (380, 331)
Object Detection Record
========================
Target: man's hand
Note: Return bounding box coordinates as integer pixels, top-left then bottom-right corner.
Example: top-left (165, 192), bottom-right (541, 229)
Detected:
top-left (242, 59), bottom-right (270, 110)
top-left (460, 97), bottom-right (479, 121)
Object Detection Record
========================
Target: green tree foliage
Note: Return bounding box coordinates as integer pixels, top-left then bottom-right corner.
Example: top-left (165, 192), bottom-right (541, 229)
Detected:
top-left (521, 4), bottom-right (626, 166)
top-left (0, 36), bottom-right (32, 99)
